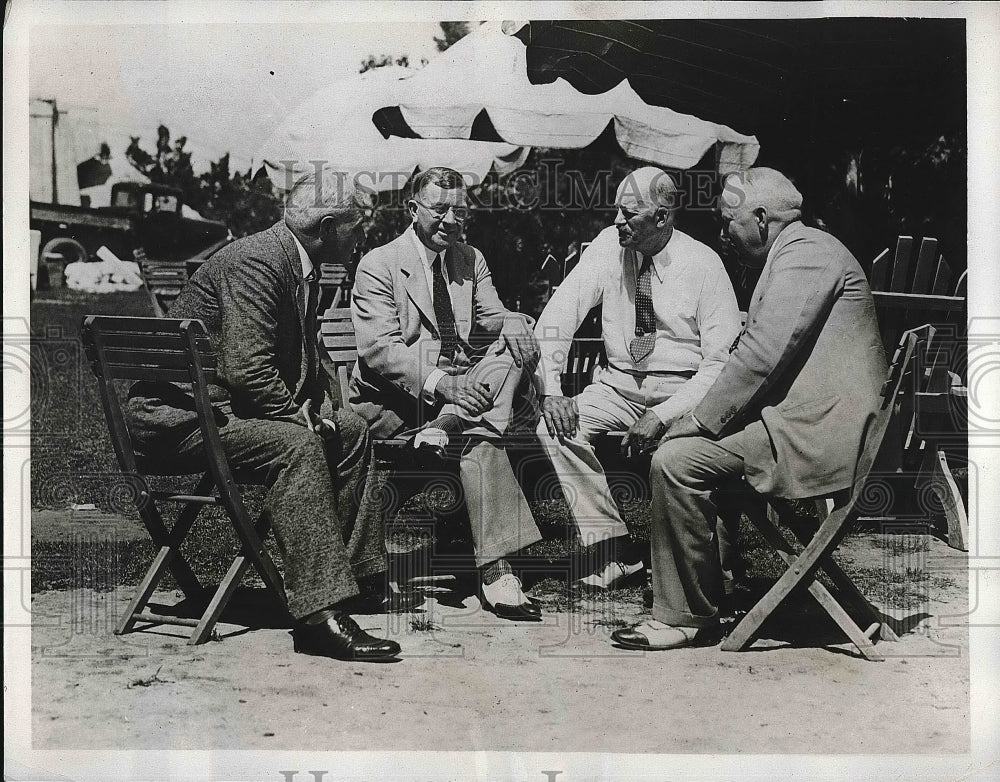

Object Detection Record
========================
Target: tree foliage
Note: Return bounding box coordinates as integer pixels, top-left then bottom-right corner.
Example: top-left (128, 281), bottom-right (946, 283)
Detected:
top-left (126, 125), bottom-right (281, 237)
top-left (434, 22), bottom-right (471, 51)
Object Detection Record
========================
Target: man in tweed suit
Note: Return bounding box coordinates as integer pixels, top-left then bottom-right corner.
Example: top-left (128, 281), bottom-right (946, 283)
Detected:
top-left (613, 167), bottom-right (887, 651)
top-left (350, 167), bottom-right (544, 621)
top-left (126, 170), bottom-right (404, 661)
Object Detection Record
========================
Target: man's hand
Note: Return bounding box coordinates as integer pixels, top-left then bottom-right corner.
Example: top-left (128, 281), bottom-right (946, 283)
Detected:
top-left (541, 395), bottom-right (578, 440)
top-left (436, 375), bottom-right (494, 417)
top-left (300, 399), bottom-right (337, 438)
top-left (497, 316), bottom-right (540, 369)
top-left (621, 410), bottom-right (667, 459)
top-left (661, 410), bottom-right (703, 442)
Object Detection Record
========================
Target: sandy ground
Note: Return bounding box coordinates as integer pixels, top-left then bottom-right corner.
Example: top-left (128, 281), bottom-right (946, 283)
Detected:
top-left (30, 533), bottom-right (970, 754)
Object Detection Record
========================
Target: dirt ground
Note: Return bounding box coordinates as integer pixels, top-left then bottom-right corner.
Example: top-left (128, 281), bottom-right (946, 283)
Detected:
top-left (30, 527), bottom-right (970, 754)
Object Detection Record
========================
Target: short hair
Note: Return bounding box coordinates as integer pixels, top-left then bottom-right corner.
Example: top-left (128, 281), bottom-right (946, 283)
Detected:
top-left (410, 167), bottom-right (467, 201)
top-left (722, 167), bottom-right (803, 222)
top-left (616, 167), bottom-right (678, 210)
top-left (284, 168), bottom-right (373, 236)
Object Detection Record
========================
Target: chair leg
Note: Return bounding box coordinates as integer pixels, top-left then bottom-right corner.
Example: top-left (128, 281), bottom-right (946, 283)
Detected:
top-left (785, 522), bottom-right (900, 642)
top-left (188, 555), bottom-right (253, 644)
top-left (117, 493), bottom-right (207, 636)
top-left (722, 503), bottom-right (889, 659)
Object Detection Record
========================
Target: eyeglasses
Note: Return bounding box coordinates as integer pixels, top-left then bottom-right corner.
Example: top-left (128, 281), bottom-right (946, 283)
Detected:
top-left (413, 199), bottom-right (469, 221)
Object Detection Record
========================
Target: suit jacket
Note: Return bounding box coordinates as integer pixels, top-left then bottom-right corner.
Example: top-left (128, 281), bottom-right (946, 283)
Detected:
top-left (127, 221), bottom-right (331, 441)
top-left (694, 221), bottom-right (887, 499)
top-left (350, 226), bottom-right (525, 437)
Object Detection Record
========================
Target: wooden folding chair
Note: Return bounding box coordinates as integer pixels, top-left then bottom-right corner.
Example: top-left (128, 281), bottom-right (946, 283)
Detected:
top-left (720, 329), bottom-right (922, 661)
top-left (135, 251), bottom-right (189, 317)
top-left (81, 315), bottom-right (289, 644)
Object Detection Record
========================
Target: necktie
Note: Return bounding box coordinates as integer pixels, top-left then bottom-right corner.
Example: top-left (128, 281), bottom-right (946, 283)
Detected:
top-left (304, 270), bottom-right (320, 384)
top-left (629, 254), bottom-right (656, 363)
top-left (432, 254), bottom-right (458, 361)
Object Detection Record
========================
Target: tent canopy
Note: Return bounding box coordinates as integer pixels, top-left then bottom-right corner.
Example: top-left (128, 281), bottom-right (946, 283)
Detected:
top-left (372, 23), bottom-right (759, 173)
top-left (254, 65), bottom-right (529, 193)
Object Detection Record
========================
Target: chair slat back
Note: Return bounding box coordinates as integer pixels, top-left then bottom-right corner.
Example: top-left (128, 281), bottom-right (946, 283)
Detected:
top-left (319, 311), bottom-right (358, 404)
top-left (138, 258), bottom-right (190, 317)
top-left (887, 236), bottom-right (915, 292)
top-left (852, 328), bottom-right (921, 501)
top-left (561, 337), bottom-right (605, 397)
top-left (81, 316), bottom-right (217, 476)
top-left (910, 237), bottom-right (939, 294)
top-left (82, 316), bottom-right (217, 382)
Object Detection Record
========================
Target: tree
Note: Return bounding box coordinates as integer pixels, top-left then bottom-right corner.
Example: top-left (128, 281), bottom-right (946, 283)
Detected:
top-left (434, 22), bottom-right (471, 51)
top-left (126, 125), bottom-right (206, 213)
top-left (124, 127), bottom-right (281, 237)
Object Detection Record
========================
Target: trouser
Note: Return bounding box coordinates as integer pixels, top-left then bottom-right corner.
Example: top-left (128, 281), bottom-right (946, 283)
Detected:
top-left (140, 401), bottom-right (386, 620)
top-left (387, 341), bottom-right (543, 566)
top-left (536, 372), bottom-right (687, 547)
top-left (647, 425), bottom-right (764, 628)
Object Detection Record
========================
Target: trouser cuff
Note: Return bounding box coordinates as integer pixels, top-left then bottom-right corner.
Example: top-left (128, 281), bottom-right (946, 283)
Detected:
top-left (651, 601), bottom-right (719, 629)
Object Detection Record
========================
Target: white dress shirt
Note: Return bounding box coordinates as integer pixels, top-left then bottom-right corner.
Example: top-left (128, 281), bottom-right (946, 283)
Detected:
top-left (535, 225), bottom-right (741, 423)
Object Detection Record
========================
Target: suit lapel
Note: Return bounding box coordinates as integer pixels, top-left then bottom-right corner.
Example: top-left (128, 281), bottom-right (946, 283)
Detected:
top-left (401, 235), bottom-right (435, 327)
top-left (445, 245), bottom-right (473, 338)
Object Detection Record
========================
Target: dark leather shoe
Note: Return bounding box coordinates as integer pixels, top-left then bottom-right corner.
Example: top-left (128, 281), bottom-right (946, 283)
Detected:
top-left (480, 574), bottom-right (542, 621)
top-left (413, 442), bottom-right (448, 468)
top-left (292, 613), bottom-right (400, 661)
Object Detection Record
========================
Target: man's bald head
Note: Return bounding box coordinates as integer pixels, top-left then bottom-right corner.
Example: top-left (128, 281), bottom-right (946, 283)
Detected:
top-left (721, 167), bottom-right (802, 224)
top-left (718, 167), bottom-right (803, 268)
top-left (616, 166), bottom-right (679, 210)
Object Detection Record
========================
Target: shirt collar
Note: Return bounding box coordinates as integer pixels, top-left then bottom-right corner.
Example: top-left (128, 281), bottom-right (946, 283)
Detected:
top-left (290, 232), bottom-right (315, 281)
top-left (409, 224), bottom-right (444, 268)
top-left (633, 229), bottom-right (676, 282)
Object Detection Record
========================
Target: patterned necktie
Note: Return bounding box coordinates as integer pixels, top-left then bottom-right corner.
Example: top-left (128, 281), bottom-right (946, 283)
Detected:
top-left (432, 254), bottom-right (458, 361)
top-left (629, 254), bottom-right (656, 363)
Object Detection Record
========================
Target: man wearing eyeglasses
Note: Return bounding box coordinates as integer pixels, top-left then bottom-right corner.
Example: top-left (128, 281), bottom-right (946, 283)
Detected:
top-left (535, 167), bottom-right (742, 594)
top-left (350, 167), bottom-right (544, 621)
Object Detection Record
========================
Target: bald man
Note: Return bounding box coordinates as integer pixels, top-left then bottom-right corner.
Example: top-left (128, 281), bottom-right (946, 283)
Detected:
top-left (535, 167), bottom-right (741, 592)
top-left (612, 167), bottom-right (887, 651)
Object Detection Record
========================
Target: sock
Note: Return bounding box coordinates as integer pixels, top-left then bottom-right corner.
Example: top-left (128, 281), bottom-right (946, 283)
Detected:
top-left (481, 558), bottom-right (513, 585)
top-left (428, 413), bottom-right (461, 434)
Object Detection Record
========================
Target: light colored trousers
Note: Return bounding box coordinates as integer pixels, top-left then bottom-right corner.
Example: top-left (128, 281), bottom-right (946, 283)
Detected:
top-left (414, 340), bottom-right (542, 567)
top-left (536, 368), bottom-right (687, 547)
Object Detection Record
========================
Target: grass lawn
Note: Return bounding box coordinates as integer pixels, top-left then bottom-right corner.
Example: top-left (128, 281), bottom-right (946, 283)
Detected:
top-left (28, 287), bottom-right (950, 623)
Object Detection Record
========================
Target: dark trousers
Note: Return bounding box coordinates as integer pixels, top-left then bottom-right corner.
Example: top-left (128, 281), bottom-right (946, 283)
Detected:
top-left (136, 401), bottom-right (386, 620)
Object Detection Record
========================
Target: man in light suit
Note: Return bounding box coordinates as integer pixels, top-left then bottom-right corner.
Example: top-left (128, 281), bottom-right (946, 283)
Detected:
top-left (350, 167), bottom-right (544, 620)
top-left (612, 167), bottom-right (888, 650)
top-left (127, 170), bottom-right (408, 662)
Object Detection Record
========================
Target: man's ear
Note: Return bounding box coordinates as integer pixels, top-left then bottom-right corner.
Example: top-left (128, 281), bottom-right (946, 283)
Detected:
top-left (754, 207), bottom-right (768, 241)
top-left (319, 214), bottom-right (337, 240)
top-left (406, 199), bottom-right (419, 221)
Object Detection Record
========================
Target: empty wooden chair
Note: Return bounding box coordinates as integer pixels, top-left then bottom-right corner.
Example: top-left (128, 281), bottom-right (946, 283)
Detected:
top-left (135, 251), bottom-right (189, 317)
top-left (81, 315), bottom-right (289, 644)
top-left (319, 263), bottom-right (352, 310)
top-left (869, 236), bottom-right (966, 357)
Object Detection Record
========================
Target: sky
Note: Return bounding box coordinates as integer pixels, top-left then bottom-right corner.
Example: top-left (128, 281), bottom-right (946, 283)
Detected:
top-left (29, 20), bottom-right (445, 171)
